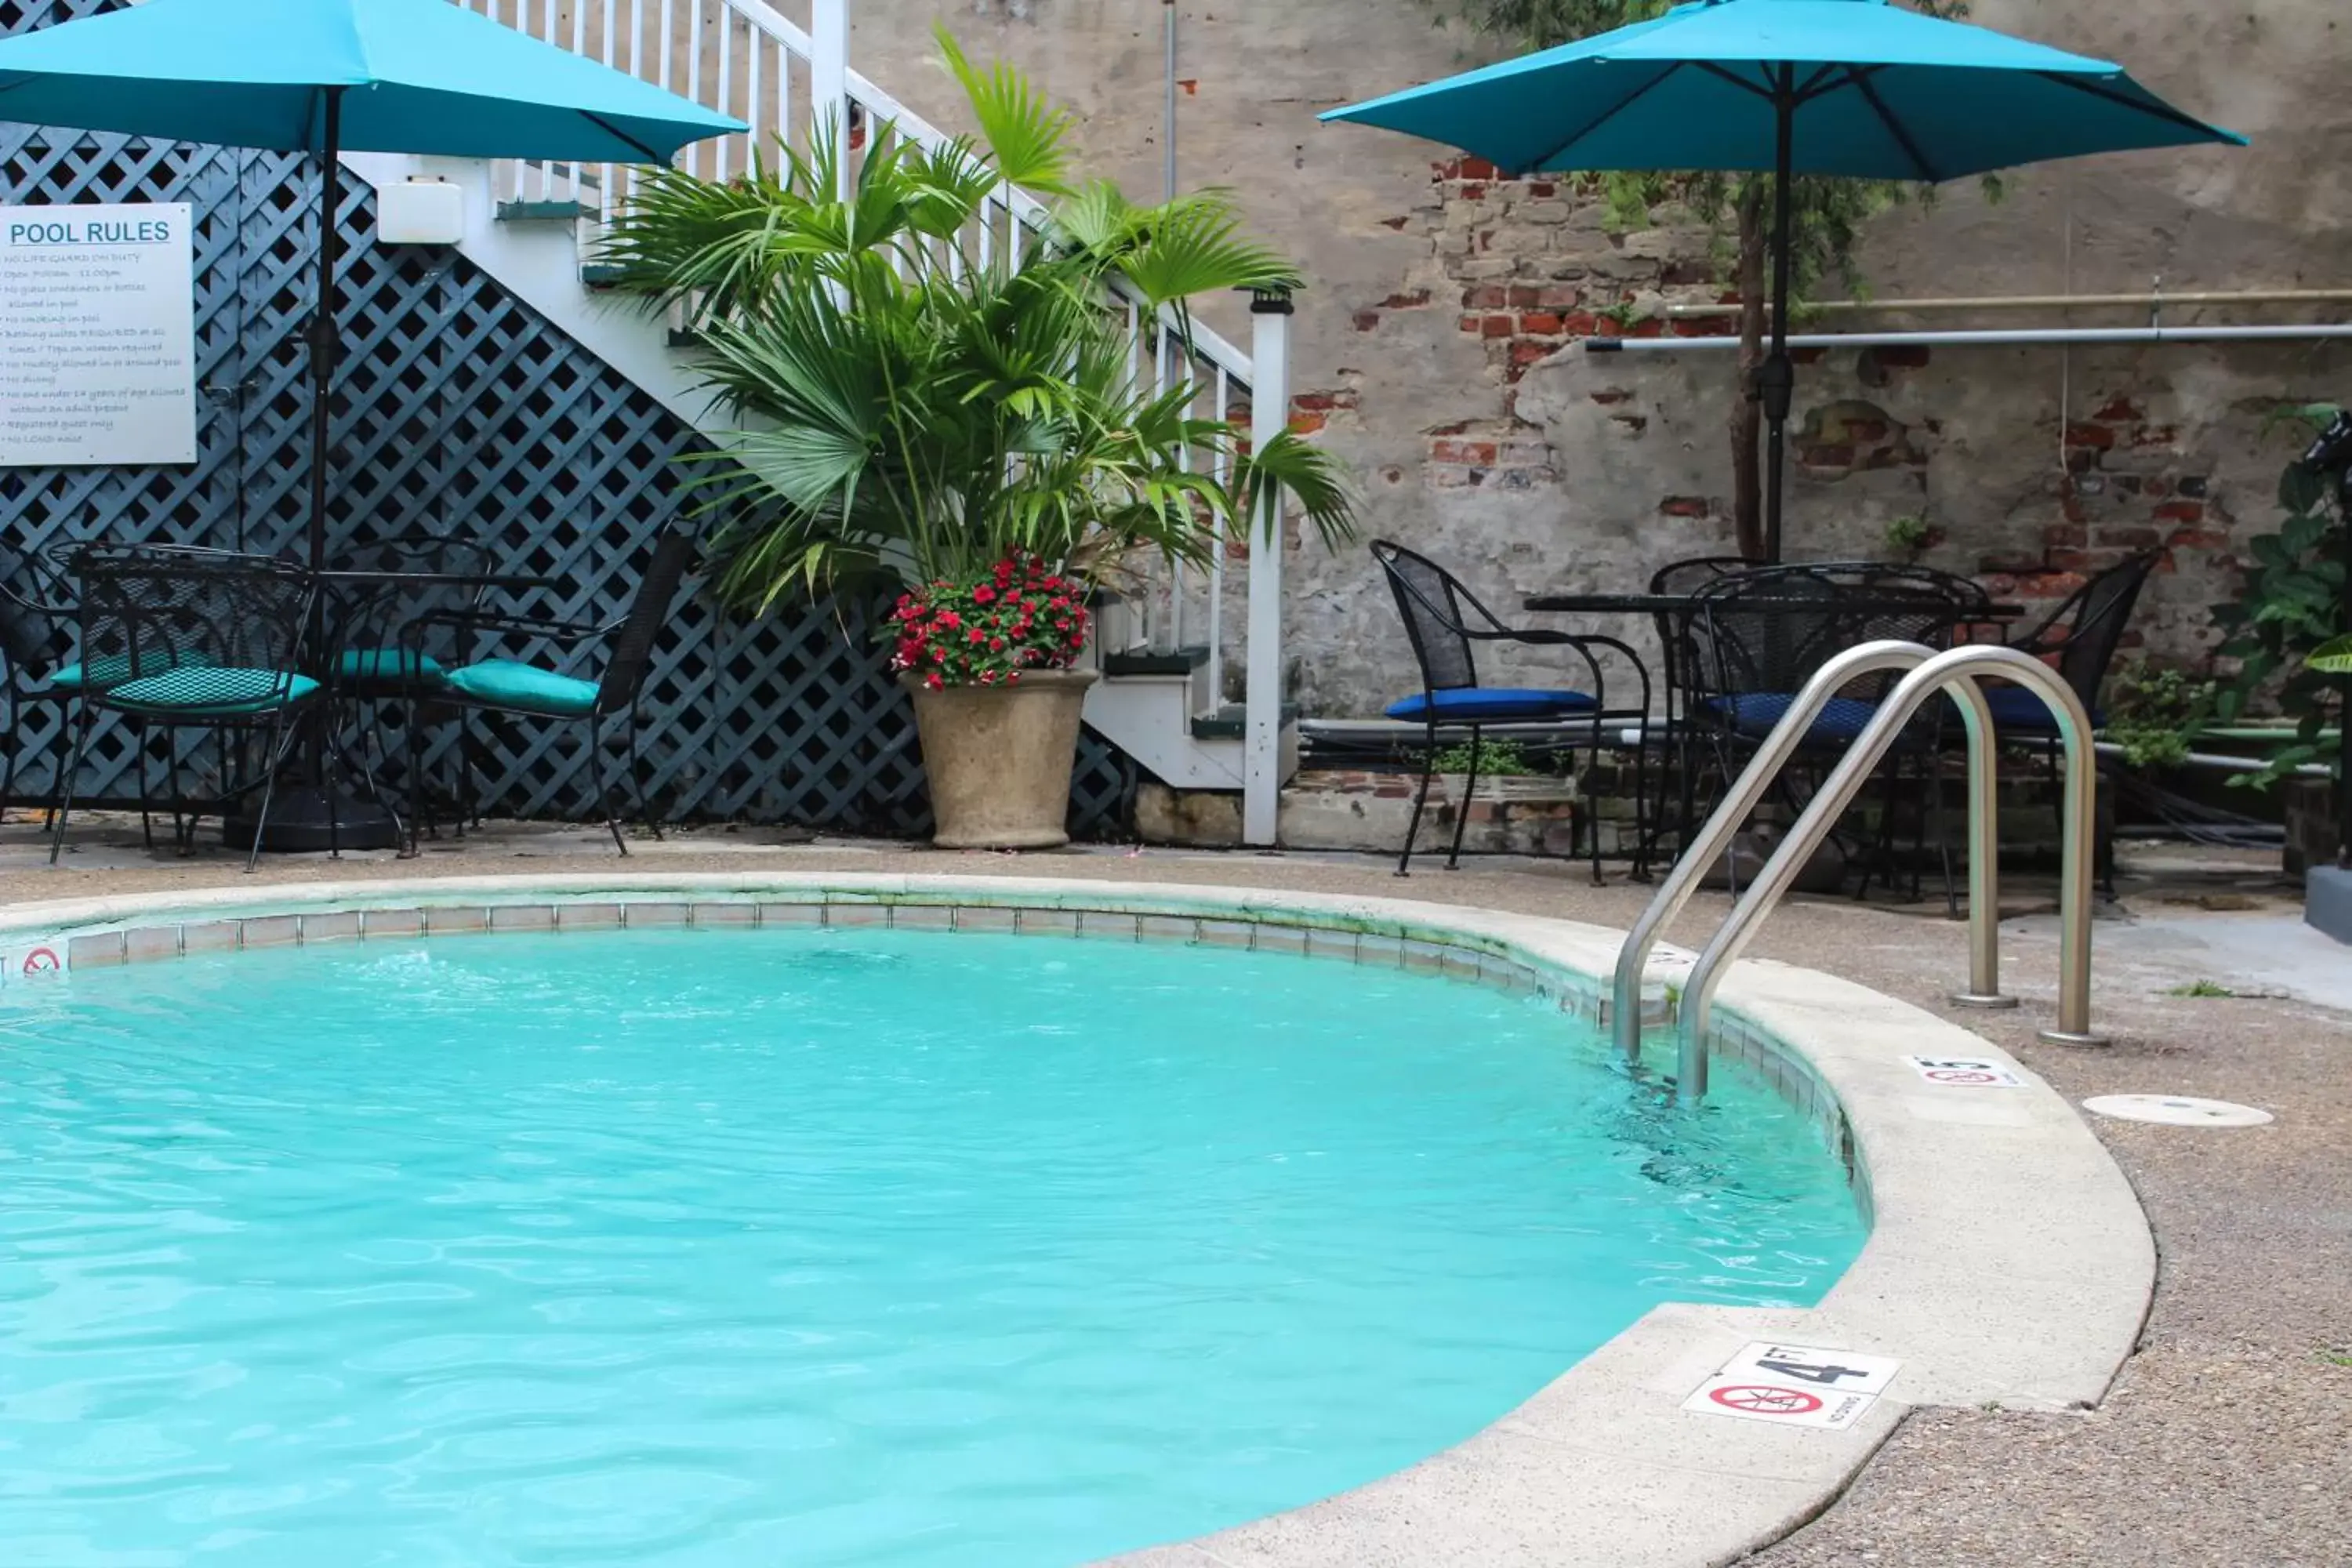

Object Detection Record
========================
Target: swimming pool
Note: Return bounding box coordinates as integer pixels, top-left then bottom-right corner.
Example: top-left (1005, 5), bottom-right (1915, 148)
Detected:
top-left (0, 916), bottom-right (1864, 1566)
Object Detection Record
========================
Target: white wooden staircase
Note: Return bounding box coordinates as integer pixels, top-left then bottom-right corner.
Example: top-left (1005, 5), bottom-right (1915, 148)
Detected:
top-left (343, 0), bottom-right (1301, 836)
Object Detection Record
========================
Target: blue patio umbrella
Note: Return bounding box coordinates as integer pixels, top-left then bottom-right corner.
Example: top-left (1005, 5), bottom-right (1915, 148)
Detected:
top-left (0, 0), bottom-right (744, 568)
top-left (1323, 0), bottom-right (2243, 560)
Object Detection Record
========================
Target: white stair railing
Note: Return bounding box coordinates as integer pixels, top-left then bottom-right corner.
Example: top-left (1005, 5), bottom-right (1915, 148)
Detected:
top-left (452, 0), bottom-right (1287, 838)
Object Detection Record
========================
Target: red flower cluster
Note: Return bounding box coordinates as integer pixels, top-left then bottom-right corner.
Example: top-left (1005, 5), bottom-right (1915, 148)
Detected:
top-left (887, 554), bottom-right (1091, 691)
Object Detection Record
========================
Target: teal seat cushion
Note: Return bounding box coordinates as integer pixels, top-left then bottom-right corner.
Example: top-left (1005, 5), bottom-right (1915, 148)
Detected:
top-left (103, 666), bottom-right (321, 717)
top-left (337, 646), bottom-right (446, 684)
top-left (444, 658), bottom-right (598, 717)
top-left (49, 653), bottom-right (167, 691)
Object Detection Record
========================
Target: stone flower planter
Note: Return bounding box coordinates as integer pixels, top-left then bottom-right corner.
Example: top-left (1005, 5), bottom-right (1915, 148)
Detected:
top-left (904, 669), bottom-right (1099, 849)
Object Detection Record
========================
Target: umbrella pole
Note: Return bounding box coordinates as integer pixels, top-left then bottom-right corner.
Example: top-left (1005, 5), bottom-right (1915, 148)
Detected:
top-left (1758, 71), bottom-right (1796, 564)
top-left (305, 87), bottom-right (345, 575)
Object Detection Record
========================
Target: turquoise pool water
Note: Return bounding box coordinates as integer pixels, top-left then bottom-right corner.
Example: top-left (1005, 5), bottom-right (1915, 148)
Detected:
top-left (0, 924), bottom-right (1863, 1566)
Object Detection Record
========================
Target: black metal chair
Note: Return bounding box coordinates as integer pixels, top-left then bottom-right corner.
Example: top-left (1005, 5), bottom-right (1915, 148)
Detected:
top-left (48, 550), bottom-right (321, 873)
top-left (1642, 554), bottom-right (1755, 863)
top-left (1371, 540), bottom-right (1650, 880)
top-left (0, 544), bottom-right (83, 821)
top-left (1984, 550), bottom-right (2159, 889)
top-left (1682, 561), bottom-right (1987, 899)
top-left (403, 532), bottom-right (697, 856)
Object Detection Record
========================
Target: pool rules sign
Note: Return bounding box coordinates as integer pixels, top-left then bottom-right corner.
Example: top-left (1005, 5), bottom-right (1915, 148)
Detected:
top-left (0, 203), bottom-right (198, 466)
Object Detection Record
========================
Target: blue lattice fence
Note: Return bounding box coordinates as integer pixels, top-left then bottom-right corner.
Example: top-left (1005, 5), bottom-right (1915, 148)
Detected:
top-left (0, 0), bottom-right (1133, 836)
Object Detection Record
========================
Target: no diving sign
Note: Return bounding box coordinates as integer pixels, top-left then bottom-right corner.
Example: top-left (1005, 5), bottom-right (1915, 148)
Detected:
top-left (1682, 1342), bottom-right (1902, 1432)
top-left (1902, 1054), bottom-right (2025, 1088)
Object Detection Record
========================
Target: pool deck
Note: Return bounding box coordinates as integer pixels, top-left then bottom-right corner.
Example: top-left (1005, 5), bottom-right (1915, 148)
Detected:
top-left (3, 815), bottom-right (2346, 1566)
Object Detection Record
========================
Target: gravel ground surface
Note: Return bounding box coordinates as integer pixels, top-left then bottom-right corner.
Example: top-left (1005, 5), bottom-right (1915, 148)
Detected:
top-left (3, 817), bottom-right (2346, 1566)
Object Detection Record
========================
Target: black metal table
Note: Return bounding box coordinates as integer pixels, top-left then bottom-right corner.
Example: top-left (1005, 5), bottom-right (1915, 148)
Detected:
top-left (237, 567), bottom-right (570, 851)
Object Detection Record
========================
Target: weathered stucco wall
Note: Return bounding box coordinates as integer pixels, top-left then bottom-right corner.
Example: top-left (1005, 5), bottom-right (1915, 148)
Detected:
top-left (849, 0), bottom-right (2352, 715)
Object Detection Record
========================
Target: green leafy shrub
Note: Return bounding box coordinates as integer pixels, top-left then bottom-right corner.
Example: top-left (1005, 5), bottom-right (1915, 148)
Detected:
top-left (2209, 403), bottom-right (2347, 786)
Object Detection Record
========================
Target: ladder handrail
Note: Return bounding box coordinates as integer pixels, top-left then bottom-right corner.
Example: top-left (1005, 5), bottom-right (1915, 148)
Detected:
top-left (1610, 640), bottom-right (1939, 1059)
top-left (1670, 644), bottom-right (2102, 1099)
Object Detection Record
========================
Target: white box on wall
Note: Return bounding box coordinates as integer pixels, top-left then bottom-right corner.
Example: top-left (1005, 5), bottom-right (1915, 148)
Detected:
top-left (378, 179), bottom-right (464, 245)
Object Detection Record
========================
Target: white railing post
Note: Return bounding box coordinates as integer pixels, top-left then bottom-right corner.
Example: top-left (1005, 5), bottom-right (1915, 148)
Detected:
top-left (811, 0), bottom-right (850, 198)
top-left (1243, 288), bottom-right (1293, 848)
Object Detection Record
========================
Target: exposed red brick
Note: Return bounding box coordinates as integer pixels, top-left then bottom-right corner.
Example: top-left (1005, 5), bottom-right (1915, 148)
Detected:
top-left (1526, 180), bottom-right (1556, 198)
top-left (2166, 527), bottom-right (2231, 549)
top-left (1457, 182), bottom-right (1488, 201)
top-left (2020, 571), bottom-right (2090, 597)
top-left (1430, 438), bottom-right (1498, 465)
top-left (1657, 495), bottom-right (1711, 518)
top-left (1381, 289), bottom-right (1432, 309)
top-left (1610, 413), bottom-right (1650, 434)
top-left (2096, 525), bottom-right (2162, 548)
top-left (2132, 424), bottom-right (2180, 448)
top-left (2063, 422), bottom-right (2116, 449)
top-left (1428, 420), bottom-right (1471, 436)
top-left (1559, 311), bottom-right (1602, 336)
top-left (1481, 314), bottom-right (1515, 339)
top-left (1507, 284), bottom-right (1542, 308)
top-left (1520, 312), bottom-right (1564, 335)
top-left (1671, 315), bottom-right (1737, 336)
top-left (1508, 340), bottom-right (1554, 366)
top-left (2151, 550), bottom-right (2178, 574)
top-left (2060, 497), bottom-right (2088, 524)
top-left (1352, 310), bottom-right (1380, 332)
top-left (1588, 388), bottom-right (1633, 405)
top-left (1440, 155), bottom-right (1502, 180)
top-left (2044, 523), bottom-right (2087, 547)
top-left (1378, 215), bottom-right (1410, 231)
top-left (1532, 285), bottom-right (1582, 309)
top-left (1846, 419), bottom-right (1889, 442)
top-left (1288, 411), bottom-right (1326, 434)
top-left (1457, 314), bottom-right (1480, 334)
top-left (1464, 284), bottom-right (1508, 309)
top-left (2153, 499), bottom-right (2205, 522)
top-left (2090, 397), bottom-right (2145, 423)
top-left (1292, 392), bottom-right (1338, 412)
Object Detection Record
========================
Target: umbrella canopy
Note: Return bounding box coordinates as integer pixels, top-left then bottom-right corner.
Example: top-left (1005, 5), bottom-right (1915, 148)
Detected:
top-left (1323, 0), bottom-right (2243, 558)
top-left (0, 0), bottom-right (742, 161)
top-left (0, 0), bottom-right (741, 578)
top-left (1323, 0), bottom-right (2241, 182)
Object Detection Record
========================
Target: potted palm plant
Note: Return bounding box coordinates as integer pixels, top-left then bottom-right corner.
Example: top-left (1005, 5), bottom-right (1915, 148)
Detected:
top-left (601, 31), bottom-right (1353, 847)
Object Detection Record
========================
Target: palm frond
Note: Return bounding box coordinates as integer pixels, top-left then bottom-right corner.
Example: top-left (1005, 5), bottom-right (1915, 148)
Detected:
top-left (937, 24), bottom-right (1073, 194)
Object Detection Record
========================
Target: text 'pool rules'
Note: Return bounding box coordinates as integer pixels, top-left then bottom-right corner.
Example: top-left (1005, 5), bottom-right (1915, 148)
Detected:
top-left (1, 202), bottom-right (197, 467)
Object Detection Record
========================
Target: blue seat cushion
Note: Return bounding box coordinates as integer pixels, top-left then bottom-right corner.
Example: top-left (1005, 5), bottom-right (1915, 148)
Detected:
top-left (103, 666), bottom-right (320, 717)
top-left (1702, 691), bottom-right (1880, 743)
top-left (1981, 684), bottom-right (2103, 732)
top-left (337, 646), bottom-right (446, 685)
top-left (48, 653), bottom-right (172, 692)
top-left (1385, 686), bottom-right (1599, 722)
top-left (444, 658), bottom-right (599, 717)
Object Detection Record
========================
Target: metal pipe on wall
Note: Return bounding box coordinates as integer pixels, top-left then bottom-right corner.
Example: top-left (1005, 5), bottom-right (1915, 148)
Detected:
top-left (1664, 288), bottom-right (2352, 318)
top-left (1591, 323), bottom-right (2352, 354)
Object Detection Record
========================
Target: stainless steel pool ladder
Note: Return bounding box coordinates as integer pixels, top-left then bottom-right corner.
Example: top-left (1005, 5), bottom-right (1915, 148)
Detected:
top-left (1611, 641), bottom-right (2104, 1102)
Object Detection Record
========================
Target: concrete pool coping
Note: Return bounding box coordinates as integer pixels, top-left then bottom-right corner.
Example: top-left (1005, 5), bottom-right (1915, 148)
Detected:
top-left (0, 871), bottom-right (2156, 1567)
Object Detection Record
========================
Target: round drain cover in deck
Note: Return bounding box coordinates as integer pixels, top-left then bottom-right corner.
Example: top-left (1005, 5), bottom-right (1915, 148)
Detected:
top-left (2082, 1094), bottom-right (2274, 1128)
